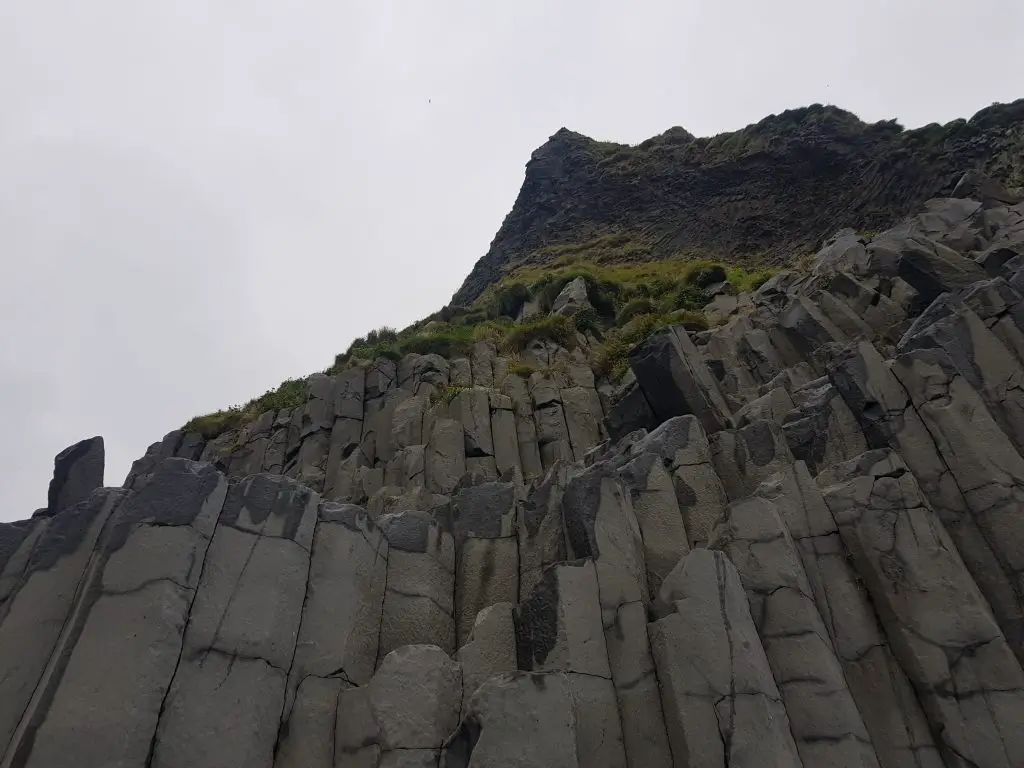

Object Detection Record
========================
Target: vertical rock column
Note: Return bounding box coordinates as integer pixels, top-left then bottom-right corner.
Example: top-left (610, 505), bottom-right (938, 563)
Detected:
top-left (0, 485), bottom-right (127, 762)
top-left (892, 347), bottom-right (1024, 656)
top-left (500, 373), bottom-right (544, 481)
top-left (149, 474), bottom-right (319, 768)
top-left (709, 496), bottom-right (879, 768)
top-left (514, 560), bottom-right (628, 768)
top-left (275, 502), bottom-right (387, 768)
top-left (444, 671), bottom-right (580, 768)
top-left (324, 366), bottom-right (366, 500)
top-left (376, 513), bottom-right (456, 660)
top-left (757, 464), bottom-right (943, 768)
top-left (709, 419), bottom-right (795, 501)
top-left (517, 462), bottom-right (570, 598)
top-left (562, 464), bottom-right (671, 768)
top-left (629, 324), bottom-right (732, 435)
top-left (45, 436), bottom-right (105, 516)
top-left (13, 460), bottom-right (228, 768)
top-left (452, 388), bottom-right (498, 482)
top-left (823, 450), bottom-right (1024, 768)
top-left (827, 340), bottom-right (1024, 660)
top-left (531, 373), bottom-right (575, 470)
top-left (649, 549), bottom-right (803, 768)
top-left (451, 482), bottom-right (519, 647)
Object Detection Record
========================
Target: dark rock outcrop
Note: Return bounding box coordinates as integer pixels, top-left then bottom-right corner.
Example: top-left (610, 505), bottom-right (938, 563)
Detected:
top-left (45, 436), bottom-right (104, 516)
top-left (454, 101), bottom-right (1024, 306)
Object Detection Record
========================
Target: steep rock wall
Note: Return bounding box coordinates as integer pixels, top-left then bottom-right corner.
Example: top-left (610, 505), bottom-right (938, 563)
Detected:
top-left (2, 181), bottom-right (1024, 766)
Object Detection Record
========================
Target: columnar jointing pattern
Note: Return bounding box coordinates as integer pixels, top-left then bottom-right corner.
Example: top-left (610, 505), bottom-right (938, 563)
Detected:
top-left (2, 181), bottom-right (1024, 766)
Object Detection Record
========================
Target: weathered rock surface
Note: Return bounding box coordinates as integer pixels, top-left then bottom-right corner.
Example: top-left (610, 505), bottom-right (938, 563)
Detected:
top-left (45, 436), bottom-right (105, 517)
top-left (11, 161), bottom-right (1024, 767)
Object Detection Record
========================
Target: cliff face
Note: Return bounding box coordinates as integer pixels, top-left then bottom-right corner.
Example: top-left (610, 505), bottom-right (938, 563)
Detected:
top-left (453, 100), bottom-right (1024, 306)
top-left (4, 107), bottom-right (1024, 768)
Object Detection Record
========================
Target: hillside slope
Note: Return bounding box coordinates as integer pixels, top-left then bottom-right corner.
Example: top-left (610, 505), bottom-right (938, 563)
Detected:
top-left (453, 100), bottom-right (1024, 305)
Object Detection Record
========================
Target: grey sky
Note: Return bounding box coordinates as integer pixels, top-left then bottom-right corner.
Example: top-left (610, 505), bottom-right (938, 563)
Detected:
top-left (1, 0), bottom-right (1021, 521)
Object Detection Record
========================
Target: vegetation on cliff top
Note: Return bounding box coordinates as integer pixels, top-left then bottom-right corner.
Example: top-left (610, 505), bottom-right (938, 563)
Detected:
top-left (181, 250), bottom-right (775, 440)
top-left (183, 378), bottom-right (308, 440)
top-left (452, 99), bottom-right (1024, 307)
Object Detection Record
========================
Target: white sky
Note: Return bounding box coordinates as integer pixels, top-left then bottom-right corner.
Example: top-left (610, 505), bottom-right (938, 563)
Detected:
top-left (1, 0), bottom-right (1021, 520)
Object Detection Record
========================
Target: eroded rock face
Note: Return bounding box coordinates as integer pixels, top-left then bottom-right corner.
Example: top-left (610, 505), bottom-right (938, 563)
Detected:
top-left (9, 176), bottom-right (1024, 768)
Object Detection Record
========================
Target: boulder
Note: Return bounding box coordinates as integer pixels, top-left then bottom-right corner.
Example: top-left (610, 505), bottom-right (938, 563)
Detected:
top-left (551, 276), bottom-right (592, 317)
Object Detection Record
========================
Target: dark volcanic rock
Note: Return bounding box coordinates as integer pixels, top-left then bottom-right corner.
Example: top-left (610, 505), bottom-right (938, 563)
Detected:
top-left (453, 100), bottom-right (1024, 306)
top-left (45, 436), bottom-right (104, 516)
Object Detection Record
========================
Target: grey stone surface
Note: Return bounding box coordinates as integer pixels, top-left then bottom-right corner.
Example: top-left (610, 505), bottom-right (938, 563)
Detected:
top-left (828, 340), bottom-right (1024, 659)
top-left (443, 672), bottom-right (579, 768)
top-left (13, 461), bottom-right (229, 768)
top-left (517, 462), bottom-right (570, 598)
top-left (649, 549), bottom-right (802, 768)
top-left (288, 502), bottom-right (386, 695)
top-left (710, 496), bottom-right (879, 768)
top-left (0, 488), bottom-right (127, 761)
top-left (514, 560), bottom-right (609, 678)
top-left (337, 645), bottom-right (461, 753)
top-left (426, 418), bottom-right (466, 495)
top-left (275, 676), bottom-right (344, 768)
top-left (499, 374), bottom-right (543, 480)
top-left (823, 450), bottom-right (1024, 768)
top-left (455, 537), bottom-right (518, 648)
top-left (560, 386), bottom-right (603, 461)
top-left (551, 276), bottom-right (591, 317)
top-left (562, 463), bottom-right (646, 627)
top-left (45, 436), bottom-right (105, 516)
top-left (149, 474), bottom-right (318, 768)
top-left (604, 599), bottom-right (672, 768)
top-left (757, 463), bottom-right (943, 768)
top-left (564, 672), bottom-right (627, 768)
top-left (900, 294), bottom-right (1024, 454)
top-left (457, 603), bottom-right (517, 712)
top-left (709, 419), bottom-right (794, 501)
top-left (630, 326), bottom-right (732, 435)
top-left (615, 450), bottom-right (688, 596)
top-left (782, 378), bottom-right (867, 475)
top-left (378, 514), bottom-right (456, 659)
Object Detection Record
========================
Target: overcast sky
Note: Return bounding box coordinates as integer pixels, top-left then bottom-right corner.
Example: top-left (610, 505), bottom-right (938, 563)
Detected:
top-left (1, 0), bottom-right (1021, 521)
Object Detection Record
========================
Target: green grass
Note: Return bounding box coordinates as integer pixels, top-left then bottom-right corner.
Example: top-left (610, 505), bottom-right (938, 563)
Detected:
top-left (184, 378), bottom-right (308, 440)
top-left (186, 248), bottom-right (778, 441)
top-left (501, 314), bottom-right (577, 353)
top-left (430, 383), bottom-right (470, 407)
top-left (616, 297), bottom-right (658, 325)
top-left (429, 383), bottom-right (501, 407)
top-left (331, 319), bottom-right (514, 370)
top-left (508, 360), bottom-right (537, 378)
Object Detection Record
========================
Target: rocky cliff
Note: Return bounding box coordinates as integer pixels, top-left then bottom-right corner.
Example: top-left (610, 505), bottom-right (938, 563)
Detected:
top-left (3, 114), bottom-right (1024, 768)
top-left (453, 100), bottom-right (1024, 306)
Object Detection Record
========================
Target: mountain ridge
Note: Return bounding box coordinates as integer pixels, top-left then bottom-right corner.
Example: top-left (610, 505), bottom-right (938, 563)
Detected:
top-left (453, 99), bottom-right (1024, 306)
